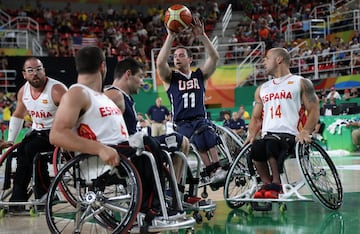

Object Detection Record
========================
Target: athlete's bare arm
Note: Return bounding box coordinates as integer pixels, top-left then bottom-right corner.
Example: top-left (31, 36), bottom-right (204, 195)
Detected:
top-left (51, 83), bottom-right (68, 106)
top-left (246, 86), bottom-right (263, 144)
top-left (50, 87), bottom-right (120, 166)
top-left (105, 89), bottom-right (125, 113)
top-left (297, 78), bottom-right (320, 143)
top-left (195, 17), bottom-right (219, 80)
top-left (11, 86), bottom-right (27, 119)
top-left (156, 28), bottom-right (175, 89)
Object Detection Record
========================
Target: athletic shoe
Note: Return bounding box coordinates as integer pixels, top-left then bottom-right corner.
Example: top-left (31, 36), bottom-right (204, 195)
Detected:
top-left (264, 183), bottom-right (282, 199)
top-left (210, 167), bottom-right (227, 184)
top-left (264, 190), bottom-right (280, 199)
top-left (254, 185), bottom-right (267, 198)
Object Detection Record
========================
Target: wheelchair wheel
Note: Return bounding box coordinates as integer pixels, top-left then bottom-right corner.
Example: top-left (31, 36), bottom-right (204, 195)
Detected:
top-left (224, 144), bottom-right (256, 209)
top-left (0, 143), bottom-right (33, 202)
top-left (46, 154), bottom-right (142, 233)
top-left (296, 141), bottom-right (343, 210)
top-left (52, 146), bottom-right (74, 174)
top-left (215, 125), bottom-right (244, 163)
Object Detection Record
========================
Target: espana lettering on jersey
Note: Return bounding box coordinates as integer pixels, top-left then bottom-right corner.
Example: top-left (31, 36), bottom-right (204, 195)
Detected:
top-left (178, 78), bottom-right (201, 90)
top-left (99, 106), bottom-right (122, 117)
top-left (261, 90), bottom-right (293, 103)
top-left (28, 110), bottom-right (53, 118)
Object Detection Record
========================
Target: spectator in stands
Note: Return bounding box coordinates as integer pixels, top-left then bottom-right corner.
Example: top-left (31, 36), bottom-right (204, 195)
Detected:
top-left (238, 105), bottom-right (250, 120)
top-left (343, 89), bottom-right (351, 100)
top-left (2, 99), bottom-right (13, 126)
top-left (145, 97), bottom-right (169, 137)
top-left (317, 89), bottom-right (327, 103)
top-left (349, 38), bottom-right (359, 54)
top-left (136, 112), bottom-right (151, 136)
top-left (229, 111), bottom-right (247, 138)
top-left (326, 86), bottom-right (341, 101)
top-left (222, 111), bottom-right (231, 128)
top-left (0, 51), bottom-right (8, 70)
top-left (346, 120), bottom-right (360, 152)
top-left (312, 119), bottom-right (325, 141)
top-left (350, 87), bottom-right (358, 98)
top-left (352, 53), bottom-right (360, 73)
top-left (352, 30), bottom-right (360, 43)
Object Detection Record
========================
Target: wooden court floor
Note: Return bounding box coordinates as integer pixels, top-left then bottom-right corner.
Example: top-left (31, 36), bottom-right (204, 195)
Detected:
top-left (1, 152), bottom-right (360, 234)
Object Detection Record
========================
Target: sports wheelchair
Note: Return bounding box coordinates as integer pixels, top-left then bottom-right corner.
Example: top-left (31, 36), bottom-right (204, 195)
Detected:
top-left (45, 133), bottom-right (195, 234)
top-left (223, 139), bottom-right (343, 213)
top-left (176, 124), bottom-right (244, 223)
top-left (0, 143), bottom-right (70, 217)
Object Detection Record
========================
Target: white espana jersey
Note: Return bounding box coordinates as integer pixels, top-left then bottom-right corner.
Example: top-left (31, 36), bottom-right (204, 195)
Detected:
top-left (23, 77), bottom-right (67, 130)
top-left (72, 84), bottom-right (129, 145)
top-left (260, 74), bottom-right (303, 137)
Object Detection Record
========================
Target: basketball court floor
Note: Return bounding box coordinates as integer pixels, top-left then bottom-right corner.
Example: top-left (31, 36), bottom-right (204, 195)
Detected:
top-left (1, 151), bottom-right (360, 234)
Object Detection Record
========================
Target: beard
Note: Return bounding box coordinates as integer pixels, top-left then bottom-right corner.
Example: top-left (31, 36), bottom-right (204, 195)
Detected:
top-left (28, 77), bottom-right (45, 88)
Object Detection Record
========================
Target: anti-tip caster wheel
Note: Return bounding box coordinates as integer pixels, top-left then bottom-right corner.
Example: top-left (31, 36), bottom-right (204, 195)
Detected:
top-left (185, 227), bottom-right (195, 234)
top-left (246, 203), bottom-right (253, 214)
top-left (201, 191), bottom-right (208, 198)
top-left (279, 203), bottom-right (287, 213)
top-left (205, 210), bottom-right (214, 220)
top-left (29, 207), bottom-right (39, 217)
top-left (193, 212), bottom-right (203, 224)
top-left (0, 208), bottom-right (6, 218)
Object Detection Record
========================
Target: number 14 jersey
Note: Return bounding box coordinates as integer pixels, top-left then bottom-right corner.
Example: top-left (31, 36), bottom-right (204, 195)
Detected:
top-left (260, 74), bottom-right (303, 137)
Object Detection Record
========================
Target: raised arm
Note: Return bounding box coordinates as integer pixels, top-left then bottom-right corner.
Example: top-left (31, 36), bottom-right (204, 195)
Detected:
top-left (194, 17), bottom-right (219, 79)
top-left (156, 28), bottom-right (175, 88)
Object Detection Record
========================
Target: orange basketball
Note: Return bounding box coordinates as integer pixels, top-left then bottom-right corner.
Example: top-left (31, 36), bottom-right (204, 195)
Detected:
top-left (164, 4), bottom-right (192, 33)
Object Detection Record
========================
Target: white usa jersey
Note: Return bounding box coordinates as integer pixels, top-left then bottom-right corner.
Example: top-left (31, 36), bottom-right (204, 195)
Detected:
top-left (260, 74), bottom-right (304, 137)
top-left (72, 84), bottom-right (129, 145)
top-left (23, 77), bottom-right (67, 130)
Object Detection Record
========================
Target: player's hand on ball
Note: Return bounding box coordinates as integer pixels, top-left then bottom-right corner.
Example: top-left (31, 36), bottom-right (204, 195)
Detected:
top-left (191, 17), bottom-right (204, 36)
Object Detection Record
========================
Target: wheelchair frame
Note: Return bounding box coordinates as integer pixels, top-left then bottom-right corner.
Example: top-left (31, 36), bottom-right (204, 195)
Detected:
top-left (175, 124), bottom-right (244, 223)
top-left (0, 143), bottom-right (56, 217)
top-left (45, 135), bottom-right (196, 234)
top-left (223, 140), bottom-right (343, 212)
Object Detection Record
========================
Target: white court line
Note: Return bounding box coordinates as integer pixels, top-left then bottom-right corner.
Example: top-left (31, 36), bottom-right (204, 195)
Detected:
top-left (336, 165), bottom-right (360, 170)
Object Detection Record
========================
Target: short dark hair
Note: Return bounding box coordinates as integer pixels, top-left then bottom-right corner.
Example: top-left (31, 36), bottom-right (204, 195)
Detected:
top-left (22, 56), bottom-right (41, 70)
top-left (75, 46), bottom-right (105, 74)
top-left (174, 46), bottom-right (192, 58)
top-left (114, 57), bottom-right (144, 79)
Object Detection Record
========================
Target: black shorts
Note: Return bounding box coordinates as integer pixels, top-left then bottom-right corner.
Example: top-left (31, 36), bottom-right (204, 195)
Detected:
top-left (251, 133), bottom-right (295, 162)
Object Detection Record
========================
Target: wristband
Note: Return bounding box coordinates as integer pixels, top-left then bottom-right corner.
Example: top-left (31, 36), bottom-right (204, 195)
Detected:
top-left (8, 116), bottom-right (24, 142)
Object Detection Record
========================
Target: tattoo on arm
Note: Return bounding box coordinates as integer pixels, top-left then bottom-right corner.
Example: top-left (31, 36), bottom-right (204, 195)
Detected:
top-left (302, 79), bottom-right (317, 103)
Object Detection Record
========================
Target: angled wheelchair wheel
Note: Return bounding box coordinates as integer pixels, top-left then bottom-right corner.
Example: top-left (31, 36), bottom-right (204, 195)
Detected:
top-left (46, 154), bottom-right (142, 233)
top-left (224, 144), bottom-right (256, 209)
top-left (215, 125), bottom-right (244, 169)
top-left (52, 146), bottom-right (74, 174)
top-left (296, 141), bottom-right (343, 210)
top-left (0, 143), bottom-right (33, 202)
